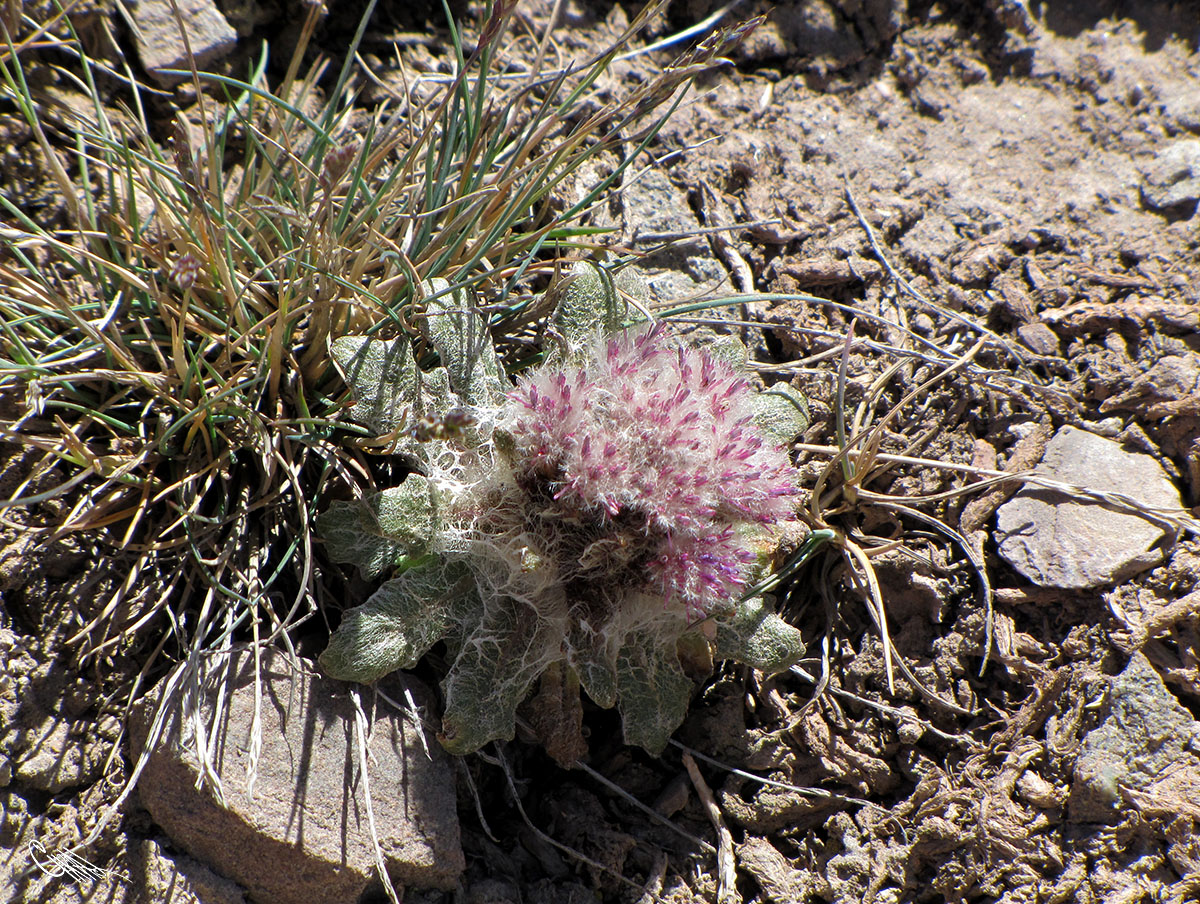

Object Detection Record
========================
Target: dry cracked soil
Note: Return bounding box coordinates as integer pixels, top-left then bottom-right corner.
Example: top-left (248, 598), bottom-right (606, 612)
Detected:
top-left (2, 1), bottom-right (1200, 903)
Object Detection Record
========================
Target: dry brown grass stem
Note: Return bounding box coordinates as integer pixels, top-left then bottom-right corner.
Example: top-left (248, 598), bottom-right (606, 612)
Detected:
top-left (350, 688), bottom-right (403, 904)
top-left (682, 751), bottom-right (738, 904)
top-left (798, 444), bottom-right (1200, 537)
top-left (482, 745), bottom-right (681, 904)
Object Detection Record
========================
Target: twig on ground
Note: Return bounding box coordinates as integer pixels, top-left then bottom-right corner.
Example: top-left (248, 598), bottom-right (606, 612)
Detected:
top-left (682, 751), bottom-right (739, 904)
top-left (574, 759), bottom-right (716, 854)
top-left (351, 688), bottom-right (402, 904)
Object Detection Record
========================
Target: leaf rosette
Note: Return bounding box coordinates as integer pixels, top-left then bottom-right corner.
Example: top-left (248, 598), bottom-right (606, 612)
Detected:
top-left (320, 264), bottom-right (809, 760)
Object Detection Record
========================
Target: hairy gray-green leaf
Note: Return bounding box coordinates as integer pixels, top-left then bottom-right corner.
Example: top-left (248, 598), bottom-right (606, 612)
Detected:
top-left (713, 596), bottom-right (806, 674)
top-left (319, 560), bottom-right (480, 683)
top-left (439, 600), bottom-right (562, 754)
top-left (331, 335), bottom-right (415, 435)
top-left (615, 634), bottom-right (692, 755)
top-left (567, 625), bottom-right (618, 709)
top-left (318, 476), bottom-right (440, 579)
top-left (752, 382), bottom-right (810, 448)
top-left (551, 261), bottom-right (648, 352)
top-left (331, 335), bottom-right (457, 447)
top-left (700, 331), bottom-right (744, 369)
top-left (420, 278), bottom-right (504, 405)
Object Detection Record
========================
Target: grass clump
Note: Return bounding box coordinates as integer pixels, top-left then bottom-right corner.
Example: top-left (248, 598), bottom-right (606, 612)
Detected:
top-left (0, 0), bottom-right (753, 681)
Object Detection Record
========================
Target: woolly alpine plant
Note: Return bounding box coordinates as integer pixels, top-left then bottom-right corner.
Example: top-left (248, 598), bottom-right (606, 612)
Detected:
top-left (318, 264), bottom-right (809, 761)
top-left (498, 325), bottom-right (797, 624)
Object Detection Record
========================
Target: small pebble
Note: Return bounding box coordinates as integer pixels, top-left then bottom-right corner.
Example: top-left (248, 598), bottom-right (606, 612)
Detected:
top-left (1016, 322), bottom-right (1060, 356)
top-left (1141, 139), bottom-right (1200, 209)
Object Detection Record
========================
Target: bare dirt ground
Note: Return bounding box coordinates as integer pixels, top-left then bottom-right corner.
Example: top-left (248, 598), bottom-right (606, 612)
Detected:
top-left (3, 1), bottom-right (1200, 902)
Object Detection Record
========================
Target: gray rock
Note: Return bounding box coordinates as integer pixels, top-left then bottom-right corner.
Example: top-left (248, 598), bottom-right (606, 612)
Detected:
top-left (1141, 139), bottom-right (1200, 209)
top-left (129, 649), bottom-right (463, 904)
top-left (1070, 652), bottom-right (1200, 823)
top-left (620, 174), bottom-right (743, 311)
top-left (129, 837), bottom-right (249, 904)
top-left (1015, 322), bottom-right (1060, 357)
top-left (14, 716), bottom-right (94, 793)
top-left (622, 169), bottom-right (704, 260)
top-left (1163, 89), bottom-right (1200, 132)
top-left (127, 0), bottom-right (237, 86)
top-left (640, 268), bottom-right (707, 307)
top-left (995, 426), bottom-right (1181, 589)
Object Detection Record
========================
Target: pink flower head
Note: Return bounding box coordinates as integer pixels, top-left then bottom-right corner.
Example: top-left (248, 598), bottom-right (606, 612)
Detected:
top-left (505, 325), bottom-right (798, 620)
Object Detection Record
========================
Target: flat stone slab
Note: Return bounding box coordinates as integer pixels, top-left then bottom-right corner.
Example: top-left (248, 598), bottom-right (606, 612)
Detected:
top-left (995, 426), bottom-right (1181, 589)
top-left (127, 0), bottom-right (237, 85)
top-left (1070, 652), bottom-right (1200, 823)
top-left (130, 649), bottom-right (463, 904)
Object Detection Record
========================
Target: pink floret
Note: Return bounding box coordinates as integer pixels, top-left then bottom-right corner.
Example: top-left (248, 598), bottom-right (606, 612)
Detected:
top-left (506, 325), bottom-right (799, 618)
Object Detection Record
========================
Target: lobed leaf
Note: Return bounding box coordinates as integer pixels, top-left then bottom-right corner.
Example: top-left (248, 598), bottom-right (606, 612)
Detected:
top-left (752, 382), bottom-right (810, 448)
top-left (698, 331), bottom-right (751, 370)
top-left (331, 335), bottom-right (458, 441)
top-left (713, 596), bottom-right (806, 674)
top-left (318, 476), bottom-right (440, 579)
top-left (439, 601), bottom-right (563, 754)
top-left (319, 560), bottom-right (480, 684)
top-left (550, 261), bottom-right (649, 353)
top-left (567, 624), bottom-right (618, 709)
top-left (615, 633), bottom-right (693, 755)
top-left (419, 278), bottom-right (505, 406)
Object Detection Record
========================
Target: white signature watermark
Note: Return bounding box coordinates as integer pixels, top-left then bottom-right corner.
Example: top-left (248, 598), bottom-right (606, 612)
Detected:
top-left (26, 841), bottom-right (125, 885)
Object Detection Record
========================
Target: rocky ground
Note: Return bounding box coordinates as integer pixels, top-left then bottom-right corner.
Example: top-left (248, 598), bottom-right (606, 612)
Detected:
top-left (2, 1), bottom-right (1200, 903)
